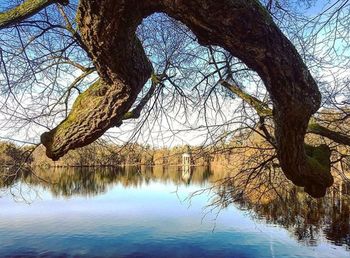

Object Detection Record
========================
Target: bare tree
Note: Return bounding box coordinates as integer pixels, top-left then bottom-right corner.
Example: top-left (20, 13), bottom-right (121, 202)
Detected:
top-left (0, 0), bottom-right (349, 197)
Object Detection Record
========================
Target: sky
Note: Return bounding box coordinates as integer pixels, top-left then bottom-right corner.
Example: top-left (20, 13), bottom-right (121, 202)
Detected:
top-left (0, 0), bottom-right (348, 148)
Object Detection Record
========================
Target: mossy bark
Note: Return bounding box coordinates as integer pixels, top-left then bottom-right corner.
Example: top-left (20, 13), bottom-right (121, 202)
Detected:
top-left (0, 0), bottom-right (68, 29)
top-left (221, 80), bottom-right (342, 197)
top-left (38, 0), bottom-right (333, 196)
top-left (308, 121), bottom-right (350, 146)
top-left (220, 80), bottom-right (272, 117)
top-left (41, 79), bottom-right (132, 159)
top-left (42, 1), bottom-right (153, 160)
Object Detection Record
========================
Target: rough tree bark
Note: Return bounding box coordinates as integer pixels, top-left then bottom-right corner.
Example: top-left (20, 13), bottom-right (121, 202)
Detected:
top-left (221, 79), bottom-right (350, 147)
top-left (1, 0), bottom-right (336, 197)
top-left (0, 0), bottom-right (68, 29)
top-left (41, 1), bottom-right (153, 160)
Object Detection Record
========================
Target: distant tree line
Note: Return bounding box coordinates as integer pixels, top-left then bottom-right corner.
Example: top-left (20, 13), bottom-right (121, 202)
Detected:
top-left (0, 141), bottom-right (210, 167)
top-left (0, 142), bottom-right (33, 166)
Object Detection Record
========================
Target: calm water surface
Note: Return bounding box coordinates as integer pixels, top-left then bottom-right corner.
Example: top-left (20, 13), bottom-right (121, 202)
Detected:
top-left (0, 166), bottom-right (349, 257)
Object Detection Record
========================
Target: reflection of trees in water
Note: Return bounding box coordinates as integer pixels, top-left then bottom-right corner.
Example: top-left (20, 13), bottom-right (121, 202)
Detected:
top-left (1, 165), bottom-right (349, 250)
top-left (324, 184), bottom-right (350, 248)
top-left (0, 167), bottom-right (36, 202)
top-left (1, 165), bottom-right (212, 198)
top-left (0, 167), bottom-right (33, 188)
top-left (207, 173), bottom-right (350, 250)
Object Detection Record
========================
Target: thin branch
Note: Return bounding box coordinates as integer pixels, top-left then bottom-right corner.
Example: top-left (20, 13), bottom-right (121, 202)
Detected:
top-left (220, 79), bottom-right (350, 147)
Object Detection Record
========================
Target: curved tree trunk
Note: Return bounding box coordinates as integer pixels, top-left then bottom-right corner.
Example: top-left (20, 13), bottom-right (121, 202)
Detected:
top-left (40, 0), bottom-right (333, 197)
top-left (41, 1), bottom-right (153, 160)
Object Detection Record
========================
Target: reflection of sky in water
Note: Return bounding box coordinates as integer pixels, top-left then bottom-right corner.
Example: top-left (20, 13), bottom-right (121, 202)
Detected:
top-left (0, 178), bottom-right (349, 257)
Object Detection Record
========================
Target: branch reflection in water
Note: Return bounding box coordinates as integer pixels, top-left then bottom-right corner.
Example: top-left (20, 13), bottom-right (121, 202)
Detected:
top-left (0, 164), bottom-right (349, 251)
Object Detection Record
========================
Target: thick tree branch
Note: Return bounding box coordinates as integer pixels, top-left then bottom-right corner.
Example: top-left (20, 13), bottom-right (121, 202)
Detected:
top-left (41, 0), bottom-right (334, 197)
top-left (41, 1), bottom-right (153, 160)
top-left (308, 121), bottom-right (350, 146)
top-left (221, 79), bottom-right (350, 147)
top-left (0, 0), bottom-right (68, 29)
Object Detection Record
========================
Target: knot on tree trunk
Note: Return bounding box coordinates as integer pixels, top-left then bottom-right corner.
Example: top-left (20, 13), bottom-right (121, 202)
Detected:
top-left (275, 111), bottom-right (333, 198)
top-left (304, 144), bottom-right (333, 197)
top-left (283, 144), bottom-right (333, 198)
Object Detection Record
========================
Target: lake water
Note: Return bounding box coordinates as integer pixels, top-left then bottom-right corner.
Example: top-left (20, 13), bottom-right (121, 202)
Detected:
top-left (0, 166), bottom-right (349, 257)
